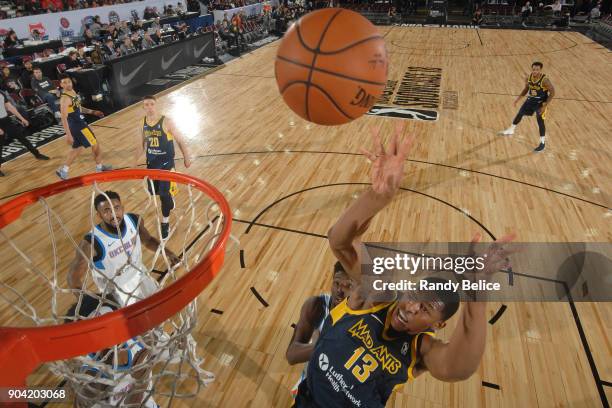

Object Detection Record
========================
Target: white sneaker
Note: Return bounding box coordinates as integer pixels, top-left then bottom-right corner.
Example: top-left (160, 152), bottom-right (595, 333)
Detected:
top-left (55, 167), bottom-right (68, 180)
top-left (498, 128), bottom-right (514, 136)
top-left (96, 164), bottom-right (113, 172)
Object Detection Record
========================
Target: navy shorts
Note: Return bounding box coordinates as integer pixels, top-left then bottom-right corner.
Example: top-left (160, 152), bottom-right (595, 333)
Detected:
top-left (69, 123), bottom-right (96, 149)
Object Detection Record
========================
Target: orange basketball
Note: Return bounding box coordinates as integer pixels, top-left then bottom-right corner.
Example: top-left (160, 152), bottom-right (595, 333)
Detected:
top-left (275, 8), bottom-right (388, 126)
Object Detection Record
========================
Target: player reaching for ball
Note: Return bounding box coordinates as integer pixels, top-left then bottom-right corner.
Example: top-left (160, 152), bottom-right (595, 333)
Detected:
top-left (293, 127), bottom-right (515, 407)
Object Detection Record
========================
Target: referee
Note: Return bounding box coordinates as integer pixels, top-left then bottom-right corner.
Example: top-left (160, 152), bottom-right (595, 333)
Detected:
top-left (0, 91), bottom-right (49, 176)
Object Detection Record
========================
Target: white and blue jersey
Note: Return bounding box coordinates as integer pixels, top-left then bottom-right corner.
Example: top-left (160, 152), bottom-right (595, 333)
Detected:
top-left (86, 213), bottom-right (156, 306)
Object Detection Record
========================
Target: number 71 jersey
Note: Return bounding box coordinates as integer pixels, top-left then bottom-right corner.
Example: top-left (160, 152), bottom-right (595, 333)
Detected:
top-left (305, 299), bottom-right (434, 407)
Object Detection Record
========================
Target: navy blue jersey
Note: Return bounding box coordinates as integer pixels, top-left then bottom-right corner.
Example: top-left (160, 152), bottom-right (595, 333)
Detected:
top-left (61, 91), bottom-right (87, 128)
top-left (527, 73), bottom-right (549, 102)
top-left (143, 116), bottom-right (175, 170)
top-left (303, 299), bottom-right (434, 407)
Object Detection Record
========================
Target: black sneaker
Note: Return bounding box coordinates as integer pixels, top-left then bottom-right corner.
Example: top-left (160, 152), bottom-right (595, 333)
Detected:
top-left (161, 222), bottom-right (169, 239)
top-left (34, 153), bottom-right (50, 160)
top-left (534, 143), bottom-right (545, 152)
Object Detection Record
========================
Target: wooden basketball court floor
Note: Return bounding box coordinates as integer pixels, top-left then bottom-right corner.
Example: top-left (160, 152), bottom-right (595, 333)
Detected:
top-left (0, 26), bottom-right (610, 407)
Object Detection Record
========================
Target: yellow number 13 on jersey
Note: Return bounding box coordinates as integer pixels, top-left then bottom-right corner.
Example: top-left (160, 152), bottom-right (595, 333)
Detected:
top-left (344, 347), bottom-right (379, 383)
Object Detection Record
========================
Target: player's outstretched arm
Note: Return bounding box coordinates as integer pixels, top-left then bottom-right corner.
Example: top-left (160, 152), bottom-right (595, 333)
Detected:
top-left (166, 118), bottom-right (191, 168)
top-left (67, 239), bottom-right (95, 292)
top-left (80, 106), bottom-right (104, 118)
top-left (327, 125), bottom-right (414, 284)
top-left (137, 217), bottom-right (180, 265)
top-left (286, 296), bottom-right (323, 365)
top-left (420, 234), bottom-right (515, 382)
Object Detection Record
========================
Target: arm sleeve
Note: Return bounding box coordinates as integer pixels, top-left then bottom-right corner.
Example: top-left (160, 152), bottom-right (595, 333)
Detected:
top-left (83, 233), bottom-right (104, 263)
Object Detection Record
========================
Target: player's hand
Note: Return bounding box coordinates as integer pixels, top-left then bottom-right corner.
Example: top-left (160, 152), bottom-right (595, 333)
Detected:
top-left (66, 134), bottom-right (74, 145)
top-left (20, 118), bottom-right (29, 127)
top-left (0, 128), bottom-right (4, 136)
top-left (361, 123), bottom-right (414, 198)
top-left (94, 110), bottom-right (104, 118)
top-left (470, 232), bottom-right (517, 276)
top-left (183, 156), bottom-right (192, 168)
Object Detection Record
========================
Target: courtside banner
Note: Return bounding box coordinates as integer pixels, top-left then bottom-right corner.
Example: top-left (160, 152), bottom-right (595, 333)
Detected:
top-left (108, 31), bottom-right (215, 105)
top-left (360, 242), bottom-right (611, 302)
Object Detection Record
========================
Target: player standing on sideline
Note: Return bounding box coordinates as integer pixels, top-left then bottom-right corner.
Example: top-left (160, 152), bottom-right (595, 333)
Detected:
top-left (293, 128), bottom-right (515, 407)
top-left (286, 261), bottom-right (353, 397)
top-left (499, 62), bottom-right (555, 152)
top-left (134, 95), bottom-right (192, 240)
top-left (55, 74), bottom-right (112, 180)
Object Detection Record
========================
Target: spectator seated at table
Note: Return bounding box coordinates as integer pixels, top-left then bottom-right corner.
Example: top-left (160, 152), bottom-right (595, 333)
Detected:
top-left (108, 24), bottom-right (121, 42)
top-left (118, 21), bottom-right (131, 38)
top-left (101, 37), bottom-right (120, 60)
top-left (83, 28), bottom-right (96, 47)
top-left (472, 7), bottom-right (484, 25)
top-left (19, 57), bottom-right (35, 88)
top-left (176, 22), bottom-right (190, 39)
top-left (141, 31), bottom-right (158, 49)
top-left (65, 50), bottom-right (83, 71)
top-left (150, 17), bottom-right (162, 31)
top-left (151, 27), bottom-right (164, 44)
top-left (1, 64), bottom-right (21, 94)
top-left (30, 67), bottom-right (60, 118)
top-left (76, 44), bottom-right (93, 67)
top-left (218, 20), bottom-right (237, 47)
top-left (119, 37), bottom-right (138, 56)
top-left (3, 31), bottom-right (20, 49)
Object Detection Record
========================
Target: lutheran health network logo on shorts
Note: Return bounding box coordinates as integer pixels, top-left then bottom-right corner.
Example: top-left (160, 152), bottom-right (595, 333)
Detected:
top-left (366, 67), bottom-right (442, 121)
top-left (318, 353), bottom-right (363, 407)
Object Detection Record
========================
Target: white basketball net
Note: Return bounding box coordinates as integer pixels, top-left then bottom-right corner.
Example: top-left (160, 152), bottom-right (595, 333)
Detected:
top-left (0, 176), bottom-right (236, 407)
